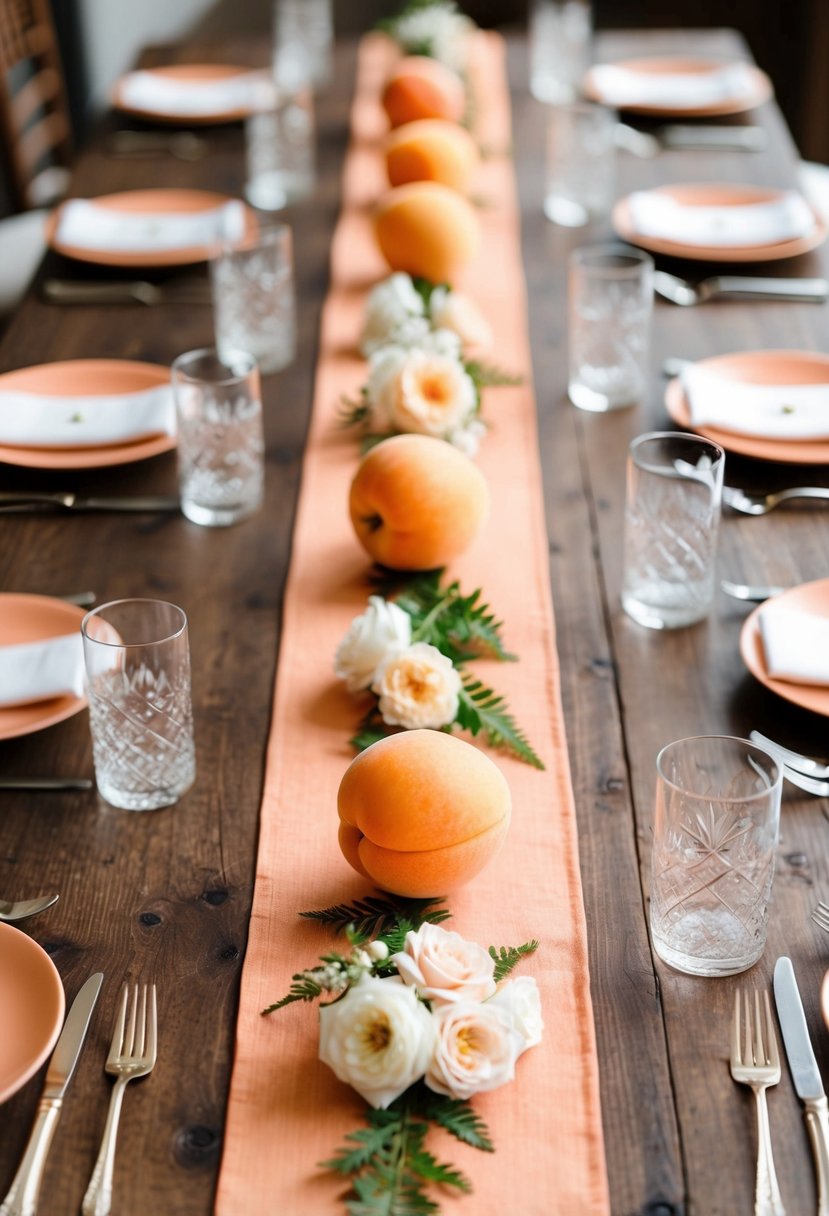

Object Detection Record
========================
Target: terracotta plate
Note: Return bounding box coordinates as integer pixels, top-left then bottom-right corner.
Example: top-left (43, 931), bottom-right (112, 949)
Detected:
top-left (665, 350), bottom-right (829, 464)
top-left (0, 359), bottom-right (173, 469)
top-left (613, 183), bottom-right (827, 263)
top-left (46, 188), bottom-right (258, 268)
top-left (0, 594), bottom-right (87, 740)
top-left (112, 64), bottom-right (259, 125)
top-left (821, 971), bottom-right (829, 1032)
top-left (0, 922), bottom-right (65, 1104)
top-left (583, 56), bottom-right (773, 117)
top-left (740, 579), bottom-right (829, 717)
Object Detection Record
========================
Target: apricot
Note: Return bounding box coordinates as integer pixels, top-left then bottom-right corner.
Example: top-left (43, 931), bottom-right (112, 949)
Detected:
top-left (338, 729), bottom-right (511, 896)
top-left (385, 119), bottom-right (479, 193)
top-left (381, 56), bottom-right (466, 128)
top-left (375, 181), bottom-right (480, 284)
top-left (349, 434), bottom-right (488, 571)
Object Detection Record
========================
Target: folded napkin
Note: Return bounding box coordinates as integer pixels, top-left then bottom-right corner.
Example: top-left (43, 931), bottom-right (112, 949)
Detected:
top-left (759, 607), bottom-right (829, 686)
top-left (56, 198), bottom-right (247, 253)
top-left (628, 189), bottom-right (816, 247)
top-left (0, 633), bottom-right (85, 708)
top-left (590, 61), bottom-right (755, 109)
top-left (681, 364), bottom-right (829, 439)
top-left (118, 69), bottom-right (271, 117)
top-left (0, 383), bottom-right (175, 449)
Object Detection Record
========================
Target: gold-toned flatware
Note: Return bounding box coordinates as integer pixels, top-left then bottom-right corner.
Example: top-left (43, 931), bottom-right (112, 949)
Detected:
top-left (0, 894), bottom-right (59, 921)
top-left (729, 989), bottom-right (786, 1216)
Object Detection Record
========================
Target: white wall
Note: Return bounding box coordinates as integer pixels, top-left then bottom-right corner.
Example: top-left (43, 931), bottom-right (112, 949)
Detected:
top-left (79, 0), bottom-right (217, 107)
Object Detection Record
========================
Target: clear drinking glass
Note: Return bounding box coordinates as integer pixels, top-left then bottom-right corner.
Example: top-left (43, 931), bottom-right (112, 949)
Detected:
top-left (82, 599), bottom-right (196, 811)
top-left (529, 0), bottom-right (592, 104)
top-left (210, 225), bottom-right (296, 375)
top-left (172, 348), bottom-right (265, 528)
top-left (273, 0), bottom-right (333, 90)
top-left (621, 432), bottom-right (725, 630)
top-left (245, 87), bottom-right (315, 211)
top-left (650, 736), bottom-right (782, 977)
top-left (568, 244), bottom-right (652, 411)
top-left (545, 102), bottom-right (616, 228)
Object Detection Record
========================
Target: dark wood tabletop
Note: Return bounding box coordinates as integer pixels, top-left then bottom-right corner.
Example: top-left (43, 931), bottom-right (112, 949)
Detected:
top-left (1, 25), bottom-right (829, 1216)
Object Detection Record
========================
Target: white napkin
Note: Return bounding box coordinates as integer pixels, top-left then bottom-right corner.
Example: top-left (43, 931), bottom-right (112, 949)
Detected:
top-left (56, 198), bottom-right (247, 253)
top-left (681, 364), bottom-right (829, 439)
top-left (0, 383), bottom-right (175, 449)
top-left (590, 61), bottom-right (755, 109)
top-left (759, 607), bottom-right (829, 686)
top-left (0, 634), bottom-right (85, 708)
top-left (628, 189), bottom-right (816, 247)
top-left (118, 69), bottom-right (271, 117)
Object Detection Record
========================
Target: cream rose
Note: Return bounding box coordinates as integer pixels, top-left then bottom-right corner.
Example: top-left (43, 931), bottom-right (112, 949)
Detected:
top-left (393, 5), bottom-right (473, 73)
top-left (361, 273), bottom-right (429, 357)
top-left (390, 349), bottom-right (477, 439)
top-left (372, 642), bottom-right (461, 729)
top-left (319, 975), bottom-right (436, 1109)
top-left (334, 596), bottom-right (412, 693)
top-left (488, 976), bottom-right (544, 1054)
top-left (430, 287), bottom-right (493, 349)
top-left (392, 923), bottom-right (496, 1006)
top-left (425, 1001), bottom-right (523, 1100)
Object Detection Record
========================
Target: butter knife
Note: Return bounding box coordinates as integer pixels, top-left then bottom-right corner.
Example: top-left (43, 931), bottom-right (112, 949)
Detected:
top-left (0, 493), bottom-right (180, 513)
top-left (0, 972), bottom-right (103, 1216)
top-left (774, 956), bottom-right (829, 1215)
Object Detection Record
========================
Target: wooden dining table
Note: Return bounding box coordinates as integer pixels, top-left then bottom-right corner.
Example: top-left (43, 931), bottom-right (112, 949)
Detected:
top-left (2, 20), bottom-right (829, 1216)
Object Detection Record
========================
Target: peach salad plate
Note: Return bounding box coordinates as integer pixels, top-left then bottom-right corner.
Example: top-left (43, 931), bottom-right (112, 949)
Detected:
top-left (0, 923), bottom-right (65, 1104)
top-left (665, 350), bottom-right (829, 464)
top-left (741, 579), bottom-right (829, 718)
top-left (0, 358), bottom-right (173, 469)
top-left (112, 64), bottom-right (264, 124)
top-left (0, 594), bottom-right (87, 741)
top-left (583, 56), bottom-right (772, 117)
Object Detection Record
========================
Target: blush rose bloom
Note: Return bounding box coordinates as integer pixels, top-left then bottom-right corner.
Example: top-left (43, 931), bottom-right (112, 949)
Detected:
top-left (425, 1001), bottom-right (523, 1100)
top-left (392, 923), bottom-right (496, 1006)
top-left (361, 272), bottom-right (429, 357)
top-left (430, 286), bottom-right (493, 350)
top-left (488, 976), bottom-right (544, 1054)
top-left (318, 975), bottom-right (436, 1109)
top-left (334, 596), bottom-right (412, 693)
top-left (390, 348), bottom-right (477, 440)
top-left (372, 642), bottom-right (461, 730)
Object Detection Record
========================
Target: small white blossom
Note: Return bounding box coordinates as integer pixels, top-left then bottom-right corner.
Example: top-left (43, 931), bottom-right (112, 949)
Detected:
top-left (430, 286), bottom-right (493, 349)
top-left (372, 642), bottom-right (462, 730)
top-left (335, 596), bottom-right (412, 693)
top-left (361, 273), bottom-right (428, 357)
top-left (367, 940), bottom-right (390, 962)
top-left (392, 3), bottom-right (474, 73)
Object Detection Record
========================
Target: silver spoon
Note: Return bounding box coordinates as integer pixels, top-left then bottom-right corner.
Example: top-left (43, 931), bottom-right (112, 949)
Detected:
top-left (721, 579), bottom-right (786, 603)
top-left (0, 894), bottom-right (59, 922)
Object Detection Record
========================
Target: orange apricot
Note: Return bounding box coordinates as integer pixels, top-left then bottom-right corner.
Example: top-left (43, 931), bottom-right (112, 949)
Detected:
top-left (338, 729), bottom-right (511, 896)
top-left (381, 55), bottom-right (466, 128)
top-left (374, 181), bottom-right (480, 284)
top-left (385, 119), bottom-right (479, 193)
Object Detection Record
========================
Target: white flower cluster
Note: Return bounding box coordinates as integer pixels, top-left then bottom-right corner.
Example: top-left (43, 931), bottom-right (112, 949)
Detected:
top-left (361, 273), bottom-right (492, 357)
top-left (319, 922), bottom-right (543, 1108)
top-left (390, 2), bottom-right (475, 74)
top-left (334, 596), bottom-right (461, 729)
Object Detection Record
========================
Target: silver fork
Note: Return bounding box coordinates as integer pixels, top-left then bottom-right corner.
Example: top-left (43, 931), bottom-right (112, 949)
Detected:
top-left (812, 902), bottom-right (829, 933)
top-left (82, 984), bottom-right (157, 1216)
top-left (730, 989), bottom-right (786, 1216)
top-left (750, 731), bottom-right (829, 778)
top-left (654, 270), bottom-right (829, 306)
top-left (721, 580), bottom-right (786, 603)
top-left (723, 485), bottom-right (829, 515)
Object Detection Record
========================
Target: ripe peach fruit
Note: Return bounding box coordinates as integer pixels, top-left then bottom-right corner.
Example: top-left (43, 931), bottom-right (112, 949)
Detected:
top-left (374, 181), bottom-right (480, 284)
top-left (385, 119), bottom-right (479, 193)
top-left (381, 55), bottom-right (466, 128)
top-left (338, 729), bottom-right (511, 896)
top-left (349, 434), bottom-right (489, 571)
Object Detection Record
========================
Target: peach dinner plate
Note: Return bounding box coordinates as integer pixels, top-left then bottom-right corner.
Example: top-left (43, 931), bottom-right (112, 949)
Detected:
top-left (46, 188), bottom-right (258, 268)
top-left (0, 358), bottom-right (173, 469)
top-left (613, 183), bottom-right (827, 263)
top-left (0, 922), bottom-right (65, 1104)
top-left (0, 594), bottom-right (87, 740)
top-left (822, 971), bottom-right (829, 1032)
top-left (112, 64), bottom-right (258, 124)
top-left (741, 579), bottom-right (829, 717)
top-left (665, 350), bottom-right (829, 464)
top-left (582, 56), bottom-right (772, 117)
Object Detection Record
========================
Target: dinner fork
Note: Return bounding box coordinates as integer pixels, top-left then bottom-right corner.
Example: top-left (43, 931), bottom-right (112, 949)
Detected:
top-left (749, 732), bottom-right (829, 778)
top-left (730, 989), bottom-right (786, 1216)
top-left (723, 485), bottom-right (829, 515)
top-left (654, 270), bottom-right (829, 306)
top-left (812, 902), bottom-right (829, 933)
top-left (721, 580), bottom-right (786, 603)
top-left (82, 984), bottom-right (157, 1216)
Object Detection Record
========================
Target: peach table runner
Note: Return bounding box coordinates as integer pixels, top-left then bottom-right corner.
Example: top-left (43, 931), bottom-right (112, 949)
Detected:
top-left (216, 33), bottom-right (610, 1216)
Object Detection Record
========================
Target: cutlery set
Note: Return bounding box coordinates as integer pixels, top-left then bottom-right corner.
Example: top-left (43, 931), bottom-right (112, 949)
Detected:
top-left (749, 732), bottom-right (829, 797)
top-left (42, 278), bottom-right (211, 307)
top-left (616, 121), bottom-right (768, 158)
top-left (0, 492), bottom-right (181, 514)
top-left (654, 271), bottom-right (829, 306)
top-left (0, 977), bottom-right (157, 1216)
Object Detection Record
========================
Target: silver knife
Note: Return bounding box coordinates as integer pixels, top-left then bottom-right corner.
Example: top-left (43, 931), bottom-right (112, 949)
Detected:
top-left (659, 123), bottom-right (768, 151)
top-left (0, 972), bottom-right (103, 1216)
top-left (0, 493), bottom-right (180, 513)
top-left (0, 779), bottom-right (93, 791)
top-left (774, 956), bottom-right (829, 1215)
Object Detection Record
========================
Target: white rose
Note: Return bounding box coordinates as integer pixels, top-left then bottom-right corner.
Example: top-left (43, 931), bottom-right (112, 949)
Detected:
top-left (365, 345), bottom-right (409, 432)
top-left (425, 1000), bottom-right (523, 1100)
top-left (447, 417), bottom-right (487, 458)
top-left (421, 327), bottom-right (462, 358)
top-left (361, 273), bottom-right (428, 356)
top-left (319, 975), bottom-right (436, 1109)
top-left (430, 287), bottom-right (493, 349)
top-left (392, 922), bottom-right (496, 1005)
top-left (372, 643), bottom-right (461, 729)
top-left (334, 596), bottom-right (412, 693)
top-left (394, 6), bottom-right (473, 73)
top-left (390, 349), bottom-right (477, 440)
top-left (488, 976), bottom-right (544, 1054)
